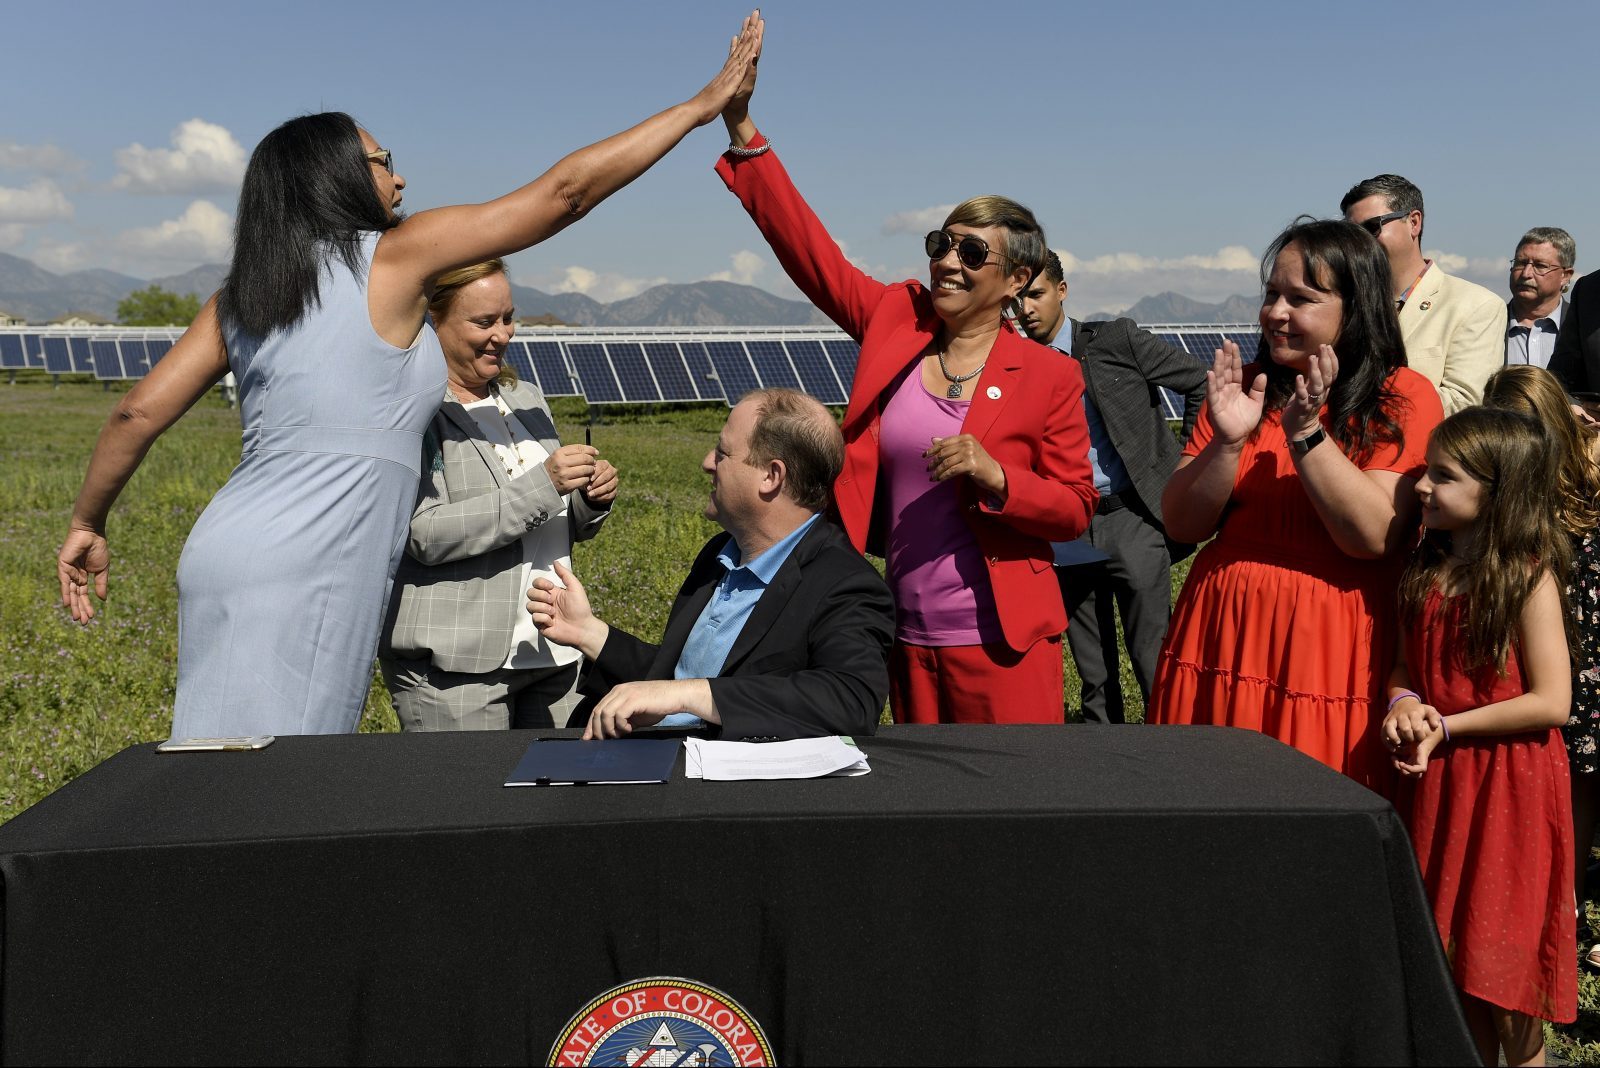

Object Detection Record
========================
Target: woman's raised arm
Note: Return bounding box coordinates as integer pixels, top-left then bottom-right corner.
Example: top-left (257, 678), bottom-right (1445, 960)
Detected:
top-left (380, 12), bottom-right (763, 292)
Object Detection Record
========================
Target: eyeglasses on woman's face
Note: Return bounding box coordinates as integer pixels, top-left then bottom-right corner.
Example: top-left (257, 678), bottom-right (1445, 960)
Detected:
top-left (925, 229), bottom-right (1005, 271)
top-left (365, 148), bottom-right (394, 175)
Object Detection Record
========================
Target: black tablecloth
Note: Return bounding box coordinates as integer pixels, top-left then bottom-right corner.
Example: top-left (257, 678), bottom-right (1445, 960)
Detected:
top-left (0, 725), bottom-right (1474, 1065)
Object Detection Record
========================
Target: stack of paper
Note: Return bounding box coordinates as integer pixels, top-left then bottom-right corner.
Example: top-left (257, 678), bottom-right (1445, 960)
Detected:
top-left (684, 736), bottom-right (870, 781)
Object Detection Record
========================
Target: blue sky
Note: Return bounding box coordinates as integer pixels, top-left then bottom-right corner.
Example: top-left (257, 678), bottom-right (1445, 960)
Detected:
top-left (4, 0), bottom-right (1596, 316)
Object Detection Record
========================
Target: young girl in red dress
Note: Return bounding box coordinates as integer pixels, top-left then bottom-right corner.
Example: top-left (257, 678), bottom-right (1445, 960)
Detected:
top-left (1384, 406), bottom-right (1576, 1067)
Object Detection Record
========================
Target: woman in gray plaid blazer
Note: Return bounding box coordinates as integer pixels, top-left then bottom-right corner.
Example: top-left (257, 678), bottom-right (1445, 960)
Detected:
top-left (380, 261), bottom-right (615, 730)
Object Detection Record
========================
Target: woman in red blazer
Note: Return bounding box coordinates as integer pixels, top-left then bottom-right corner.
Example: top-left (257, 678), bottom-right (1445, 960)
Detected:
top-left (714, 59), bottom-right (1096, 723)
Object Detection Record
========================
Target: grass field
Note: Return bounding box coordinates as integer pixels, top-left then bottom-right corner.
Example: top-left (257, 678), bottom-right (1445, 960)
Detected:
top-left (4, 375), bottom-right (1599, 1061)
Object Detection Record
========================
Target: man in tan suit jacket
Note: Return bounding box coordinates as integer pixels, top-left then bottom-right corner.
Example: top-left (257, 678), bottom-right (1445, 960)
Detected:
top-left (1341, 174), bottom-right (1506, 414)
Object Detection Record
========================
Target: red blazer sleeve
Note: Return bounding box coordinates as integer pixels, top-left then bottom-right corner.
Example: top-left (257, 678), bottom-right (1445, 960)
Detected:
top-left (716, 132), bottom-right (887, 342)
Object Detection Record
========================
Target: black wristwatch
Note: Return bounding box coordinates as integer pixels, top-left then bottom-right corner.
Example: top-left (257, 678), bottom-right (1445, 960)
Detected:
top-left (1289, 427), bottom-right (1327, 456)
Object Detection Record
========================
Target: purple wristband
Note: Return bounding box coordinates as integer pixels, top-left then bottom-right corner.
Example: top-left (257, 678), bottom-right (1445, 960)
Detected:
top-left (1387, 690), bottom-right (1421, 712)
top-left (1440, 717), bottom-right (1451, 742)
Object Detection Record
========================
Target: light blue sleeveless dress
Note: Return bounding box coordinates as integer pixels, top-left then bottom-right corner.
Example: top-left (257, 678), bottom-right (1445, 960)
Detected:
top-left (172, 232), bottom-right (445, 736)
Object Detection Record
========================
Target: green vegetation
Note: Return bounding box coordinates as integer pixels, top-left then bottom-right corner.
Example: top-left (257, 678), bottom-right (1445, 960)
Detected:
top-left (116, 285), bottom-right (201, 326)
top-left (6, 376), bottom-right (1594, 1060)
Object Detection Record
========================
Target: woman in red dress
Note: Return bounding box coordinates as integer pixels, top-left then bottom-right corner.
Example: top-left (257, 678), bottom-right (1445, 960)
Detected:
top-left (1385, 407), bottom-right (1576, 1065)
top-left (1148, 218), bottom-right (1442, 792)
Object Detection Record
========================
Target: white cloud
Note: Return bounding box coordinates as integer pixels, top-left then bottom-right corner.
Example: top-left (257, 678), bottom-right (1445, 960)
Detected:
top-left (882, 204), bottom-right (956, 236)
top-left (0, 143), bottom-right (84, 174)
top-left (538, 265), bottom-right (669, 303)
top-left (112, 119), bottom-right (246, 195)
top-left (0, 178), bottom-right (72, 223)
top-left (707, 249), bottom-right (765, 285)
top-left (112, 200), bottom-right (233, 268)
top-left (1056, 244), bottom-right (1259, 276)
top-left (31, 239), bottom-right (91, 273)
top-left (0, 224), bottom-right (26, 249)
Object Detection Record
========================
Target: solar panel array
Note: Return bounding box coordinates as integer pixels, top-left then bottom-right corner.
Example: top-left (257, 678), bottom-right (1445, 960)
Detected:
top-left (1, 323), bottom-right (1259, 419)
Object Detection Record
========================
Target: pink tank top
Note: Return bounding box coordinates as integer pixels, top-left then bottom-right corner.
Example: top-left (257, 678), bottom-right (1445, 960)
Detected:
top-left (878, 364), bottom-right (1002, 645)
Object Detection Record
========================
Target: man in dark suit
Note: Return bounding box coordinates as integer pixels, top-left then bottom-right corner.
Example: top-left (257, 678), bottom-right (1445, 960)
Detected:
top-left (1550, 268), bottom-right (1600, 395)
top-left (527, 387), bottom-right (893, 740)
top-left (1020, 252), bottom-right (1207, 723)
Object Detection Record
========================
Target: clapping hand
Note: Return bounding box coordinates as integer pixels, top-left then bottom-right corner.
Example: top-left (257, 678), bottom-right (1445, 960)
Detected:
top-left (1205, 340), bottom-right (1267, 447)
top-left (1282, 344), bottom-right (1339, 445)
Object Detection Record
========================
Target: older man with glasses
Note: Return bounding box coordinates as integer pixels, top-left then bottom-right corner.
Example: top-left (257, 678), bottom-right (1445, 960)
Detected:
top-left (1504, 227), bottom-right (1576, 369)
top-left (1341, 173), bottom-right (1506, 414)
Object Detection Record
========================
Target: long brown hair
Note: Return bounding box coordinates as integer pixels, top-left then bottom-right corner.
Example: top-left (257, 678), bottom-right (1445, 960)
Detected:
top-left (1482, 365), bottom-right (1600, 537)
top-left (1398, 408), bottom-right (1571, 674)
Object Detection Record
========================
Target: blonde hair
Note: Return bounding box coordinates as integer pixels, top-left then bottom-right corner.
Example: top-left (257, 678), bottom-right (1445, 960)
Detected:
top-left (1482, 365), bottom-right (1600, 536)
top-left (429, 259), bottom-right (517, 387)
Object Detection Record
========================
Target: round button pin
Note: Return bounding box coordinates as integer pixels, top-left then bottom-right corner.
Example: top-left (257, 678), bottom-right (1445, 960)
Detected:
top-left (987, 386), bottom-right (1002, 400)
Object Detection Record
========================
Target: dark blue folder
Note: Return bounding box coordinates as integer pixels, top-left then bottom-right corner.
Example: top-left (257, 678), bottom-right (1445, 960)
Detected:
top-left (504, 739), bottom-right (680, 786)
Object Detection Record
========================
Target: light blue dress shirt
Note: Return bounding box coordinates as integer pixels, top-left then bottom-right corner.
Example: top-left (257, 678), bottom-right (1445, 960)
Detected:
top-left (655, 513), bottom-right (821, 728)
top-left (1505, 300), bottom-right (1566, 369)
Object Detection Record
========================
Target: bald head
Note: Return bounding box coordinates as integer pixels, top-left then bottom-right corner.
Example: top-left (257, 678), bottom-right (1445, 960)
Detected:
top-left (741, 388), bottom-right (843, 512)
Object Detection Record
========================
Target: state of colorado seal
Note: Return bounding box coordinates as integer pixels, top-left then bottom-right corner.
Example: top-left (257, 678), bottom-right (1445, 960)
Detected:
top-left (549, 978), bottom-right (773, 1066)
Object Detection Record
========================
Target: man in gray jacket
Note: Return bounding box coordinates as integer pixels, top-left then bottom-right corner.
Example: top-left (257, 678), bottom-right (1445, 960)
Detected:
top-left (1021, 252), bottom-right (1206, 723)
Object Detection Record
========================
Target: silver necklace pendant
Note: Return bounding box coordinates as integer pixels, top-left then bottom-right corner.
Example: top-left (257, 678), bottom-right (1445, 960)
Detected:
top-left (946, 382), bottom-right (964, 399)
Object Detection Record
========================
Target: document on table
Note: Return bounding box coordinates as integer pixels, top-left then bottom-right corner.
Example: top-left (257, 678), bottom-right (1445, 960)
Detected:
top-left (684, 736), bottom-right (870, 781)
top-left (504, 739), bottom-right (679, 786)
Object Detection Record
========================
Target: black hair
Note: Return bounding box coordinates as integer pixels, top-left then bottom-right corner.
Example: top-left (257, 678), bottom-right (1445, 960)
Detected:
top-left (1041, 250), bottom-right (1065, 285)
top-left (1339, 173), bottom-right (1424, 241)
top-left (219, 112), bottom-right (397, 338)
top-left (1258, 217), bottom-right (1408, 462)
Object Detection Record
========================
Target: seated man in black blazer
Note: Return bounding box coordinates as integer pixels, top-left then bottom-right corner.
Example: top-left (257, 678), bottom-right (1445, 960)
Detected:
top-left (528, 387), bottom-right (893, 741)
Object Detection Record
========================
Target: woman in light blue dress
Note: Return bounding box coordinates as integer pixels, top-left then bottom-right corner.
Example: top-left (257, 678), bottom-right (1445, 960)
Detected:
top-left (56, 13), bottom-right (764, 738)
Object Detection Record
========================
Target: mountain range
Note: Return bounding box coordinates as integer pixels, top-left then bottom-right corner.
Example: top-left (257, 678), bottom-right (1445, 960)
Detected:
top-left (0, 254), bottom-right (833, 328)
top-left (0, 251), bottom-right (1261, 327)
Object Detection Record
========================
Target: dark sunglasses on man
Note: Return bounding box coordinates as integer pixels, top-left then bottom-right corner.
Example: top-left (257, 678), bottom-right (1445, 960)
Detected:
top-left (1357, 209), bottom-right (1409, 237)
top-left (925, 229), bottom-right (1004, 271)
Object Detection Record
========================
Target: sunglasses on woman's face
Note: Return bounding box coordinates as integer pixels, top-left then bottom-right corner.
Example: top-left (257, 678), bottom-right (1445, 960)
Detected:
top-left (365, 148), bottom-right (394, 175)
top-left (925, 229), bottom-right (1002, 271)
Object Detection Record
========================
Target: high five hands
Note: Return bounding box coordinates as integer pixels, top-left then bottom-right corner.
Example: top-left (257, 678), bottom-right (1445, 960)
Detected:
top-left (692, 11), bottom-right (764, 127)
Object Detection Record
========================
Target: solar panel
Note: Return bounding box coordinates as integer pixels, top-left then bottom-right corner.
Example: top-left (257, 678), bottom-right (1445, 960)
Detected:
top-left (91, 340), bottom-right (125, 379)
top-left (568, 343), bottom-right (622, 403)
top-left (526, 341), bottom-right (577, 397)
top-left (1229, 332), bottom-right (1261, 361)
top-left (604, 342), bottom-right (661, 403)
top-left (0, 334), bottom-right (24, 369)
top-left (68, 336), bottom-right (95, 373)
top-left (705, 342), bottom-right (760, 405)
top-left (145, 338), bottom-right (173, 365)
top-left (43, 337), bottom-right (72, 374)
top-left (783, 340), bottom-right (846, 404)
top-left (678, 342), bottom-right (722, 401)
top-left (822, 339), bottom-right (860, 395)
top-left (121, 339), bottom-right (152, 377)
top-left (23, 333), bottom-right (44, 368)
top-left (504, 341), bottom-right (535, 385)
top-left (644, 342), bottom-right (697, 402)
top-left (744, 339), bottom-right (801, 391)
